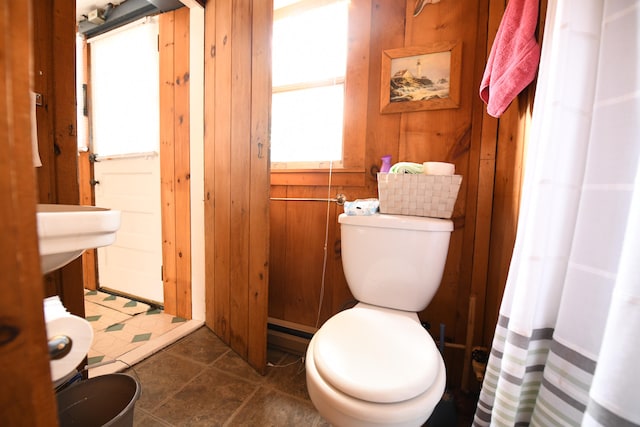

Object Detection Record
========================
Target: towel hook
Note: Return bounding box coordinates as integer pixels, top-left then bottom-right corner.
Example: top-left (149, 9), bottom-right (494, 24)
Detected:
top-left (413, 0), bottom-right (441, 17)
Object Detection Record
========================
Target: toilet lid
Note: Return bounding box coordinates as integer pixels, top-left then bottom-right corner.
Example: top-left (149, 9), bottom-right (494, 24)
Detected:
top-left (312, 306), bottom-right (442, 403)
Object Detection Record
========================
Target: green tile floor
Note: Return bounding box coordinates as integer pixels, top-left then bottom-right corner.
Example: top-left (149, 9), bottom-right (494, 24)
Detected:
top-left (84, 289), bottom-right (186, 366)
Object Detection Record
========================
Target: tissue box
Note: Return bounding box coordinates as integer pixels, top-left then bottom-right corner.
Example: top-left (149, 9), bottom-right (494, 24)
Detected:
top-left (377, 173), bottom-right (462, 218)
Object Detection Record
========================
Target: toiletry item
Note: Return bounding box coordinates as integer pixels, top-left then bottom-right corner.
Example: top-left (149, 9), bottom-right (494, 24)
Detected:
top-left (422, 162), bottom-right (455, 175)
top-left (389, 162), bottom-right (424, 174)
top-left (343, 199), bottom-right (380, 216)
top-left (380, 155), bottom-right (392, 173)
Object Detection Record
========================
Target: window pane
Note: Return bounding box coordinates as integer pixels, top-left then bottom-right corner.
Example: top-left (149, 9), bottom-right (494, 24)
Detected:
top-left (272, 2), bottom-right (348, 88)
top-left (89, 18), bottom-right (159, 156)
top-left (271, 85), bottom-right (344, 163)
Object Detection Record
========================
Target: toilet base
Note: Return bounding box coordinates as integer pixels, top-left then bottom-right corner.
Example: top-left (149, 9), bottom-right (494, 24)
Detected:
top-left (305, 332), bottom-right (446, 427)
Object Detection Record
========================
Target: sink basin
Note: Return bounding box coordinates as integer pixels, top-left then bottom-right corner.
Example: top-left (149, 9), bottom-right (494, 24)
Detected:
top-left (36, 204), bottom-right (121, 274)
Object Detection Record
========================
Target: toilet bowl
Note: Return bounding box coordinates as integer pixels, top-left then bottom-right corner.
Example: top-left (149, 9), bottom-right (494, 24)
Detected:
top-left (306, 213), bottom-right (453, 426)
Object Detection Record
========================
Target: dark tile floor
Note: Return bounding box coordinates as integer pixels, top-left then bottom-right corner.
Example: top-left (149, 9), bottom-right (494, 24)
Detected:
top-left (127, 326), bottom-right (326, 426)
top-left (126, 326), bottom-right (477, 427)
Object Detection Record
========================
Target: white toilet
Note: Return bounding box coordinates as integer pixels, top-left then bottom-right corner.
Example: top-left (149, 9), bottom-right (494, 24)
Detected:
top-left (305, 213), bottom-right (454, 427)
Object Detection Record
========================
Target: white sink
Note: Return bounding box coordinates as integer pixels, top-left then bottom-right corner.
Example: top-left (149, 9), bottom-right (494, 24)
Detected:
top-left (36, 204), bottom-right (121, 274)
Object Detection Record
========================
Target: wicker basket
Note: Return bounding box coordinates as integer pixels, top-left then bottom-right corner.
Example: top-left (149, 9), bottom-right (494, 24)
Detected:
top-left (377, 172), bottom-right (462, 218)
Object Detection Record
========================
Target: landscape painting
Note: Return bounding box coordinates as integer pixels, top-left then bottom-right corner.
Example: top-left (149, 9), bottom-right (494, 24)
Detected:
top-left (380, 41), bottom-right (462, 114)
top-left (390, 51), bottom-right (451, 102)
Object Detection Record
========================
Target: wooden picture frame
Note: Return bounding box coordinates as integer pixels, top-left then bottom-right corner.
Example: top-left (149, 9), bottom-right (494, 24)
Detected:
top-left (380, 41), bottom-right (462, 114)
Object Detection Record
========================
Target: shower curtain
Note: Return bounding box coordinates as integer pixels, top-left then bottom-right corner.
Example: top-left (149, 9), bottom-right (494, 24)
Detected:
top-left (474, 1), bottom-right (640, 426)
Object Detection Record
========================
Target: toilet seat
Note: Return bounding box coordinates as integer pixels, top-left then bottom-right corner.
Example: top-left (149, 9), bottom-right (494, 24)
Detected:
top-left (312, 304), bottom-right (441, 403)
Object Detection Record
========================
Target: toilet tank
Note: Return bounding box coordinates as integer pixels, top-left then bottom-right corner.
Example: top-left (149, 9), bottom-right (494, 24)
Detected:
top-left (338, 213), bottom-right (453, 312)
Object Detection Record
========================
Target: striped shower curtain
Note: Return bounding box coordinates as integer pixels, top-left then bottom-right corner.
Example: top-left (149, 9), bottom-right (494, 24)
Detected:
top-left (474, 1), bottom-right (640, 426)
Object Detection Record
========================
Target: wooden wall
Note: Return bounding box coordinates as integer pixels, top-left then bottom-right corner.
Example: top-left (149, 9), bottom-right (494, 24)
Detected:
top-left (204, 0), bottom-right (272, 374)
top-left (159, 7), bottom-right (193, 319)
top-left (1, 0), bottom-right (58, 423)
top-left (269, 0), bottom-right (541, 389)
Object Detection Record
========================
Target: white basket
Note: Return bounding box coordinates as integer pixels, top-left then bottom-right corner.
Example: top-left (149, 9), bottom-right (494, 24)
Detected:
top-left (377, 173), bottom-right (462, 219)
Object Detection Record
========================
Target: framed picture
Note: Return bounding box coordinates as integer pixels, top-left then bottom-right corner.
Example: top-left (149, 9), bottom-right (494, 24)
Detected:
top-left (380, 41), bottom-right (462, 114)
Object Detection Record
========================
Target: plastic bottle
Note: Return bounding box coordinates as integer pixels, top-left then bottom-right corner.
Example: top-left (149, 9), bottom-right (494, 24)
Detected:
top-left (380, 155), bottom-right (392, 173)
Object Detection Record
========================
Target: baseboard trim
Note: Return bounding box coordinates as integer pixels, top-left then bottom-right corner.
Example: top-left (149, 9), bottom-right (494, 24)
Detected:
top-left (267, 318), bottom-right (316, 356)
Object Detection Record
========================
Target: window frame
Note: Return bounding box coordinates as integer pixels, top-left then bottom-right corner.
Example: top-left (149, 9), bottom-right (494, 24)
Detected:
top-left (270, 0), bottom-right (370, 186)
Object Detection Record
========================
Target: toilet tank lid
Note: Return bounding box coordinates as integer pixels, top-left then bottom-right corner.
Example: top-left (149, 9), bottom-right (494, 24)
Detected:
top-left (339, 213), bottom-right (453, 232)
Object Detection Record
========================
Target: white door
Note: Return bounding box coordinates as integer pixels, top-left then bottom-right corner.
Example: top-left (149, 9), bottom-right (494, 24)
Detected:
top-left (94, 154), bottom-right (163, 303)
top-left (89, 17), bottom-right (163, 303)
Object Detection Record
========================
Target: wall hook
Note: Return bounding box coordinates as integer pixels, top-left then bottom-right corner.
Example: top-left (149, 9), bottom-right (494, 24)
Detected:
top-left (414, 0), bottom-right (441, 17)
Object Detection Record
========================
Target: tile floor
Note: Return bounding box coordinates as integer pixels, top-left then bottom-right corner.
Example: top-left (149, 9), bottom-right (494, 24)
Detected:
top-left (125, 327), bottom-right (326, 426)
top-left (123, 327), bottom-right (477, 427)
top-left (83, 289), bottom-right (203, 377)
top-left (82, 289), bottom-right (477, 426)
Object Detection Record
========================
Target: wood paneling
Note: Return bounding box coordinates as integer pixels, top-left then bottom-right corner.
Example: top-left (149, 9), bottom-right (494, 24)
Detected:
top-left (204, 0), bottom-right (272, 373)
top-left (0, 0), bottom-right (58, 423)
top-left (159, 8), bottom-right (192, 318)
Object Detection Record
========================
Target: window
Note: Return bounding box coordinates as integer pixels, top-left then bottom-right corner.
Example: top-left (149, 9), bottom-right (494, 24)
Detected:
top-left (88, 17), bottom-right (159, 157)
top-left (271, 0), bottom-right (349, 168)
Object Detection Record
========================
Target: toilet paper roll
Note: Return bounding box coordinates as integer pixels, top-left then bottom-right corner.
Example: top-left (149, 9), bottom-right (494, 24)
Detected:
top-left (46, 314), bottom-right (94, 383)
top-left (422, 161), bottom-right (455, 175)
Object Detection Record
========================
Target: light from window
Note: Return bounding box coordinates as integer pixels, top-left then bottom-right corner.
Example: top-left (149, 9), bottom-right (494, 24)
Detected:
top-left (271, 0), bottom-right (348, 167)
top-left (89, 18), bottom-right (159, 157)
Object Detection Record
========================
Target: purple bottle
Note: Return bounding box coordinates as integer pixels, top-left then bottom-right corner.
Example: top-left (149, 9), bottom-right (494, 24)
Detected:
top-left (380, 155), bottom-right (392, 173)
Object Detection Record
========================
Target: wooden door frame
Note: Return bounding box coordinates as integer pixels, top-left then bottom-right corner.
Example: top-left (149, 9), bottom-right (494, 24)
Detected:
top-left (78, 8), bottom-right (194, 318)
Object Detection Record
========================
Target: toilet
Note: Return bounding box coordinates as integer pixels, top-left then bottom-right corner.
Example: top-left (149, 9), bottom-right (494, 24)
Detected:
top-left (305, 213), bottom-right (453, 427)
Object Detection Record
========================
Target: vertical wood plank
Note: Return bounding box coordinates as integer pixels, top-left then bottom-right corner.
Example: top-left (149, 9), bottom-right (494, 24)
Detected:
top-left (247, 0), bottom-right (272, 372)
top-left (342, 0), bottom-right (371, 168)
top-left (204, 0), bottom-right (217, 329)
top-left (79, 151), bottom-right (98, 290)
top-left (228, 0), bottom-right (252, 357)
top-left (53, 0), bottom-right (84, 316)
top-left (0, 0), bottom-right (58, 423)
top-left (462, 0), bottom-right (495, 359)
top-left (174, 7), bottom-right (192, 318)
top-left (268, 187), bottom-right (287, 320)
top-left (80, 40), bottom-right (98, 290)
top-left (33, 0), bottom-right (56, 204)
top-left (160, 11), bottom-right (178, 314)
top-left (213, 0), bottom-right (233, 342)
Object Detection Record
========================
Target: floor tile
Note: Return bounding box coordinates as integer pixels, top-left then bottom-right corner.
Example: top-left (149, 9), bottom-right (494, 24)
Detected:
top-left (164, 326), bottom-right (231, 365)
top-left (265, 353), bottom-right (309, 401)
top-left (152, 367), bottom-right (258, 426)
top-left (84, 288), bottom-right (151, 315)
top-left (125, 327), bottom-right (328, 427)
top-left (130, 352), bottom-right (204, 412)
top-left (212, 350), bottom-right (266, 384)
top-left (229, 386), bottom-right (322, 426)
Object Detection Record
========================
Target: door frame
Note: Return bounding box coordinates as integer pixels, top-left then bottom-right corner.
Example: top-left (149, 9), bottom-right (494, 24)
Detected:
top-left (78, 7), bottom-right (194, 319)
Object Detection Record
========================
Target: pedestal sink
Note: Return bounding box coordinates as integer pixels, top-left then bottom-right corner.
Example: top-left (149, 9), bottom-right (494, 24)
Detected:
top-left (36, 204), bottom-right (121, 274)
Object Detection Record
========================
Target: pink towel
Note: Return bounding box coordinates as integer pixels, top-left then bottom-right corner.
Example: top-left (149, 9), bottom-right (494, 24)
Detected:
top-left (480, 0), bottom-right (541, 118)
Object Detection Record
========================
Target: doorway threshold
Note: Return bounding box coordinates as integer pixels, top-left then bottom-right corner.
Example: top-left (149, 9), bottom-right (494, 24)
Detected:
top-left (88, 318), bottom-right (204, 378)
